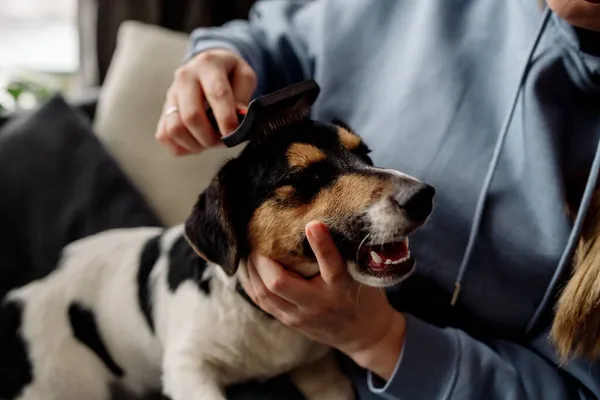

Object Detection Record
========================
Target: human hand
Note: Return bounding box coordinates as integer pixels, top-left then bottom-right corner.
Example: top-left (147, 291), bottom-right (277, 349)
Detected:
top-left (155, 49), bottom-right (257, 156)
top-left (546, 0), bottom-right (600, 31)
top-left (243, 220), bottom-right (406, 380)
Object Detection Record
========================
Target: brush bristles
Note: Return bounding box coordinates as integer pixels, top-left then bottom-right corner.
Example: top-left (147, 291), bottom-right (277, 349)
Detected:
top-left (261, 109), bottom-right (310, 136)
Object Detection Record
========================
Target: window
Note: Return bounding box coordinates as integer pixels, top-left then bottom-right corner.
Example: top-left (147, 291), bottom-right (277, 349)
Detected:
top-left (0, 0), bottom-right (79, 112)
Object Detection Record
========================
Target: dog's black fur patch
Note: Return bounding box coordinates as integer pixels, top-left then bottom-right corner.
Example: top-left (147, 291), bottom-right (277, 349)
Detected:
top-left (185, 179), bottom-right (239, 276)
top-left (68, 302), bottom-right (125, 378)
top-left (280, 160), bottom-right (339, 203)
top-left (167, 235), bottom-right (211, 295)
top-left (137, 233), bottom-right (163, 334)
top-left (0, 300), bottom-right (33, 399)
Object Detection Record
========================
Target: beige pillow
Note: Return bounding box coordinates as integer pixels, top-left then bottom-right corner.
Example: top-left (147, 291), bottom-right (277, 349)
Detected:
top-left (94, 20), bottom-right (242, 226)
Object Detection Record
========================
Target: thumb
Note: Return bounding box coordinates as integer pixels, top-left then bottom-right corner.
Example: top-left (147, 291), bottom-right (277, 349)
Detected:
top-left (305, 221), bottom-right (350, 286)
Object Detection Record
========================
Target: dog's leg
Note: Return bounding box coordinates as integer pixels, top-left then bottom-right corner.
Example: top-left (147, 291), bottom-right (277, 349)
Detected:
top-left (289, 352), bottom-right (354, 400)
top-left (159, 293), bottom-right (226, 400)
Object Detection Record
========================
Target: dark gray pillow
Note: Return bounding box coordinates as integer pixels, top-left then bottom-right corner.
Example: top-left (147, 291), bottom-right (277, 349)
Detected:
top-left (0, 94), bottom-right (162, 298)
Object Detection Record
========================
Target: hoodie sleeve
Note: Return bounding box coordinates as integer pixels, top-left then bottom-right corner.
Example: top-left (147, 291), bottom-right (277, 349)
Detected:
top-left (185, 0), bottom-right (321, 96)
top-left (368, 313), bottom-right (600, 400)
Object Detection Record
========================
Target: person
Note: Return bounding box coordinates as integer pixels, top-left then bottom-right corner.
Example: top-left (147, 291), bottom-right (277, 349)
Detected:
top-left (154, 0), bottom-right (600, 398)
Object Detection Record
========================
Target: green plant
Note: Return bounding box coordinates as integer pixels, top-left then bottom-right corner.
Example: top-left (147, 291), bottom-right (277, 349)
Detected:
top-left (1, 79), bottom-right (53, 115)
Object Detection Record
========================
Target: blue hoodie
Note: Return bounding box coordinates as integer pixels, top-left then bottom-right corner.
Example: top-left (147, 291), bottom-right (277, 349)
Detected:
top-left (187, 1), bottom-right (600, 399)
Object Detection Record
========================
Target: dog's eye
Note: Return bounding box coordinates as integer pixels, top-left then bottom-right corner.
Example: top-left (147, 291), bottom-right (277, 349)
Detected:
top-left (308, 170), bottom-right (321, 181)
top-left (290, 162), bottom-right (338, 202)
top-left (302, 162), bottom-right (332, 184)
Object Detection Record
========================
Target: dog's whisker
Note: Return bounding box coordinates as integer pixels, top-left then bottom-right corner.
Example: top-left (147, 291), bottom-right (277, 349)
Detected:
top-left (355, 282), bottom-right (364, 310)
top-left (356, 233), bottom-right (372, 264)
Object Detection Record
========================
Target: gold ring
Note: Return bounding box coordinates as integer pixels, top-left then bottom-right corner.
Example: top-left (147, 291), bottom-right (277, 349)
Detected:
top-left (165, 106), bottom-right (179, 116)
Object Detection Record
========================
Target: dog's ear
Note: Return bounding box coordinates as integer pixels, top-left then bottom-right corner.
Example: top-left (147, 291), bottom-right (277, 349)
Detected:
top-left (331, 119), bottom-right (356, 135)
top-left (331, 119), bottom-right (373, 166)
top-left (184, 177), bottom-right (240, 276)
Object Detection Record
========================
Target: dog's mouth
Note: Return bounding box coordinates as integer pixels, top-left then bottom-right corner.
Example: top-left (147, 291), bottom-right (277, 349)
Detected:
top-left (357, 237), bottom-right (415, 276)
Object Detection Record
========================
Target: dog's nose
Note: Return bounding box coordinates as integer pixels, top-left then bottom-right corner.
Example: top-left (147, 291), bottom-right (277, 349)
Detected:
top-left (395, 184), bottom-right (435, 222)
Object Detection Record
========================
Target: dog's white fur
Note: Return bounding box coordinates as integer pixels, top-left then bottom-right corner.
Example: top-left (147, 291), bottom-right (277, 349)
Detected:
top-left (7, 225), bottom-right (353, 400)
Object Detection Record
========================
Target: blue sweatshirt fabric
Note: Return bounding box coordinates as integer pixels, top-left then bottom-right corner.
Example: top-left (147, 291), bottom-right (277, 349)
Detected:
top-left (186, 1), bottom-right (600, 399)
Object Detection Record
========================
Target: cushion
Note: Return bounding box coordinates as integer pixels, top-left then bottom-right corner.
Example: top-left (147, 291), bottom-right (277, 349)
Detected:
top-left (0, 94), bottom-right (161, 298)
top-left (93, 20), bottom-right (243, 227)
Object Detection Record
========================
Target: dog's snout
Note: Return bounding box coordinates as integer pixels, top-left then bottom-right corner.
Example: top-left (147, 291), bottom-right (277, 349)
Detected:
top-left (395, 184), bottom-right (435, 222)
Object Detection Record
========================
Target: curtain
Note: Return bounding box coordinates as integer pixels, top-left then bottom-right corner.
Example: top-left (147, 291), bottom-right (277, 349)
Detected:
top-left (77, 0), bottom-right (256, 87)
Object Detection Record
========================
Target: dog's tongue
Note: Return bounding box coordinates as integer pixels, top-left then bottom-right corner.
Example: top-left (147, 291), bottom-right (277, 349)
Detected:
top-left (368, 239), bottom-right (410, 270)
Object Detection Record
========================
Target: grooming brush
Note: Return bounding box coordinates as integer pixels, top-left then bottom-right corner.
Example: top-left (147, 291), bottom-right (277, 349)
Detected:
top-left (206, 79), bottom-right (321, 147)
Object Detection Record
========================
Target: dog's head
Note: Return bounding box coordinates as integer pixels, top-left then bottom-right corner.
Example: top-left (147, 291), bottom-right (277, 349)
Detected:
top-left (184, 119), bottom-right (434, 287)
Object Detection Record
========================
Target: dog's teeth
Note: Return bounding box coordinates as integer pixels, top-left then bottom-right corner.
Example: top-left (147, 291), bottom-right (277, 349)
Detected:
top-left (404, 237), bottom-right (409, 247)
top-left (370, 251), bottom-right (383, 264)
top-left (391, 251), bottom-right (411, 265)
top-left (385, 259), bottom-right (392, 265)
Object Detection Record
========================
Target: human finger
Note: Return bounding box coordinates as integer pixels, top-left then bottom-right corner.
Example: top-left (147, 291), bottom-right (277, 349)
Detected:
top-left (175, 78), bottom-right (221, 148)
top-left (155, 113), bottom-right (193, 156)
top-left (250, 253), bottom-right (316, 306)
top-left (163, 91), bottom-right (204, 152)
top-left (246, 255), bottom-right (298, 315)
top-left (196, 54), bottom-right (239, 136)
top-left (230, 60), bottom-right (257, 105)
top-left (305, 221), bottom-right (351, 287)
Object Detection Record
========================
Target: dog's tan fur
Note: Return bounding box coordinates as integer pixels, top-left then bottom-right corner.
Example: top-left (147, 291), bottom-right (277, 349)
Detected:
top-left (287, 143), bottom-right (327, 168)
top-left (337, 127), bottom-right (362, 151)
top-left (248, 172), bottom-right (393, 269)
top-left (552, 171), bottom-right (600, 362)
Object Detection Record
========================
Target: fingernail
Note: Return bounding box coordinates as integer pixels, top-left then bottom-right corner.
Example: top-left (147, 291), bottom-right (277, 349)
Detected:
top-left (307, 221), bottom-right (325, 238)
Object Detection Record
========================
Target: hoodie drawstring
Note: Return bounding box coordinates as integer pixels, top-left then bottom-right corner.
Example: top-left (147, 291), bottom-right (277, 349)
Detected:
top-left (449, 7), bottom-right (600, 337)
top-left (451, 8), bottom-right (552, 306)
top-left (526, 132), bottom-right (600, 334)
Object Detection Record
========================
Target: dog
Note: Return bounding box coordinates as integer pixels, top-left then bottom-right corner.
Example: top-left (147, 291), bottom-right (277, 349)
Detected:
top-left (0, 118), bottom-right (435, 400)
